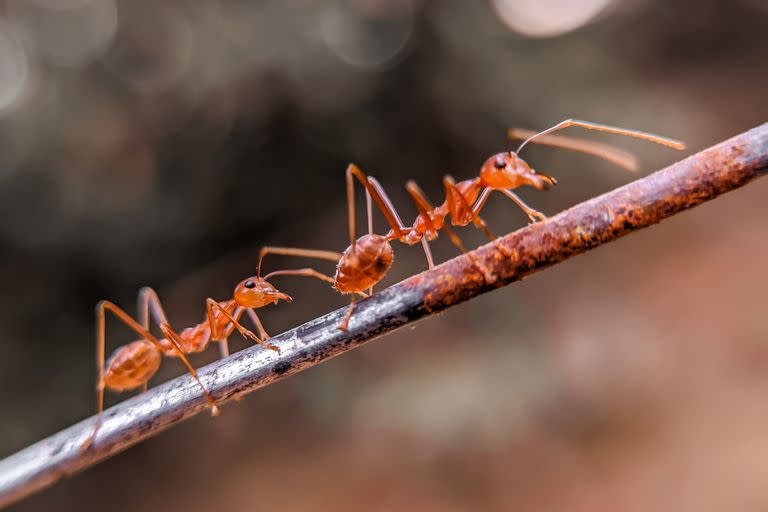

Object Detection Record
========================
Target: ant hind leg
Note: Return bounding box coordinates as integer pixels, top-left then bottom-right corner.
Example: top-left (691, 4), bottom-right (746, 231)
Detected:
top-left (339, 297), bottom-right (357, 331)
top-left (83, 300), bottom-right (219, 450)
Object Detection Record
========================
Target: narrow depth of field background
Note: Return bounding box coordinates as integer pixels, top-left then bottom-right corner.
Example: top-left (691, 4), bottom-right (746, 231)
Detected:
top-left (1, 1), bottom-right (767, 510)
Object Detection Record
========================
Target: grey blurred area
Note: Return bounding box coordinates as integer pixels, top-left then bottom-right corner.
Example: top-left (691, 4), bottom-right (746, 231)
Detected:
top-left (1, 0), bottom-right (767, 510)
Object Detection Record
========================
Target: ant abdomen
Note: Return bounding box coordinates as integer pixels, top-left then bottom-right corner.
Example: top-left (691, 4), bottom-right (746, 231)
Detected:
top-left (335, 234), bottom-right (393, 293)
top-left (103, 341), bottom-right (161, 392)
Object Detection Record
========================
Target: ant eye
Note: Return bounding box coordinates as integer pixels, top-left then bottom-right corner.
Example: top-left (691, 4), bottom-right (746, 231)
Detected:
top-left (244, 280), bottom-right (256, 289)
top-left (494, 156), bottom-right (506, 169)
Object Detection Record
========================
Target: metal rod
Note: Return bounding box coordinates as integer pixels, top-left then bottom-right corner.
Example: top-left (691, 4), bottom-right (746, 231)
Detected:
top-left (1, 123), bottom-right (766, 509)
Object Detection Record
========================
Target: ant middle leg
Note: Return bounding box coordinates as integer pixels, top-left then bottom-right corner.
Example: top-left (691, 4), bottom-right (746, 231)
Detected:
top-left (139, 286), bottom-right (237, 359)
top-left (405, 180), bottom-right (442, 268)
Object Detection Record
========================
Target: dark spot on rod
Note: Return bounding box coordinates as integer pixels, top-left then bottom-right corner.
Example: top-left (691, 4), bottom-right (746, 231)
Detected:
top-left (272, 361), bottom-right (292, 376)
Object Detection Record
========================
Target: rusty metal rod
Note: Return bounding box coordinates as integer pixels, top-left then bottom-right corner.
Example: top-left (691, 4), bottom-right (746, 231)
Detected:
top-left (1, 123), bottom-right (766, 509)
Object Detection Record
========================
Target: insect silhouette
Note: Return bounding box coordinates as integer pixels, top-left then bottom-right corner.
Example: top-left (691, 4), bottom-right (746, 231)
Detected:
top-left (257, 164), bottom-right (423, 331)
top-left (392, 119), bottom-right (686, 266)
top-left (82, 276), bottom-right (292, 449)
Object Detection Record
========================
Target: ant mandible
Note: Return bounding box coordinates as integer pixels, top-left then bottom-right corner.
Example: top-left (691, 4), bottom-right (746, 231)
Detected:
top-left (82, 275), bottom-right (292, 449)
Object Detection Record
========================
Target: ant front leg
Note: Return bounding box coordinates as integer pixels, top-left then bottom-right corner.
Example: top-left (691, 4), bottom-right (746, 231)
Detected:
top-left (245, 308), bottom-right (270, 341)
top-left (214, 306), bottom-right (248, 359)
top-left (461, 187), bottom-right (515, 262)
top-left (498, 189), bottom-right (547, 224)
top-left (206, 299), bottom-right (279, 352)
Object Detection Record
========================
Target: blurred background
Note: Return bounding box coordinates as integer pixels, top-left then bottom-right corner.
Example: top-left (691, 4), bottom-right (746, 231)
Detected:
top-left (0, 0), bottom-right (766, 510)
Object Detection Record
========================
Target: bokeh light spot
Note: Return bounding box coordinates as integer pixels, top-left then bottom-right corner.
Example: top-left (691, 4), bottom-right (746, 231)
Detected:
top-left (491, 0), bottom-right (615, 38)
top-left (320, 4), bottom-right (413, 69)
top-left (0, 25), bottom-right (30, 112)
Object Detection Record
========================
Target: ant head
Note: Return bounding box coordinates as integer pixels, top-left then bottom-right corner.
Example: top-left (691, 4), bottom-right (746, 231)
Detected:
top-left (479, 152), bottom-right (556, 191)
top-left (233, 277), bottom-right (292, 308)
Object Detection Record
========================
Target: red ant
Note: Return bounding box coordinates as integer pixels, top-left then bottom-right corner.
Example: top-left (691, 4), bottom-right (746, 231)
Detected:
top-left (389, 119), bottom-right (686, 266)
top-left (82, 275), bottom-right (292, 449)
top-left (257, 164), bottom-right (428, 331)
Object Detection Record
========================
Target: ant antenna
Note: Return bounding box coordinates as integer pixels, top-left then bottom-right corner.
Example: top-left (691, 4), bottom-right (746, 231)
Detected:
top-left (517, 119), bottom-right (686, 155)
top-left (257, 252), bottom-right (265, 278)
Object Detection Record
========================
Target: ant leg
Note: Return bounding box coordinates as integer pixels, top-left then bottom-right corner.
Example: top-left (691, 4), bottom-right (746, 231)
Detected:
top-left (218, 340), bottom-right (229, 359)
top-left (83, 301), bottom-right (219, 450)
top-left (440, 178), bottom-right (500, 258)
top-left (153, 323), bottom-right (225, 411)
top-left (453, 186), bottom-right (515, 260)
top-left (406, 179), bottom-right (470, 265)
top-left (515, 119), bottom-right (685, 154)
top-left (349, 165), bottom-right (408, 239)
top-left (366, 189), bottom-right (374, 236)
top-left (420, 238), bottom-right (435, 269)
top-left (139, 286), bottom-right (232, 361)
top-left (508, 128), bottom-right (639, 171)
top-left (136, 287), bottom-right (179, 371)
top-left (212, 306), bottom-right (247, 359)
top-left (442, 176), bottom-right (479, 226)
top-left (206, 299), bottom-right (278, 351)
top-left (405, 180), bottom-right (441, 268)
top-left (366, 189), bottom-right (374, 294)
top-left (339, 296), bottom-right (357, 331)
top-left (469, 185), bottom-right (545, 225)
top-left (498, 189), bottom-right (547, 224)
top-left (346, 164), bottom-right (357, 246)
top-left (82, 300), bottom-right (108, 450)
top-left (137, 287), bottom-right (170, 330)
top-left (245, 309), bottom-right (271, 341)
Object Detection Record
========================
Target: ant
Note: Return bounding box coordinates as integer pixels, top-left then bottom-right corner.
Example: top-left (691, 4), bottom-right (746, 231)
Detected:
top-left (82, 275), bottom-right (292, 449)
top-left (257, 164), bottom-right (426, 331)
top-left (393, 119), bottom-right (686, 266)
